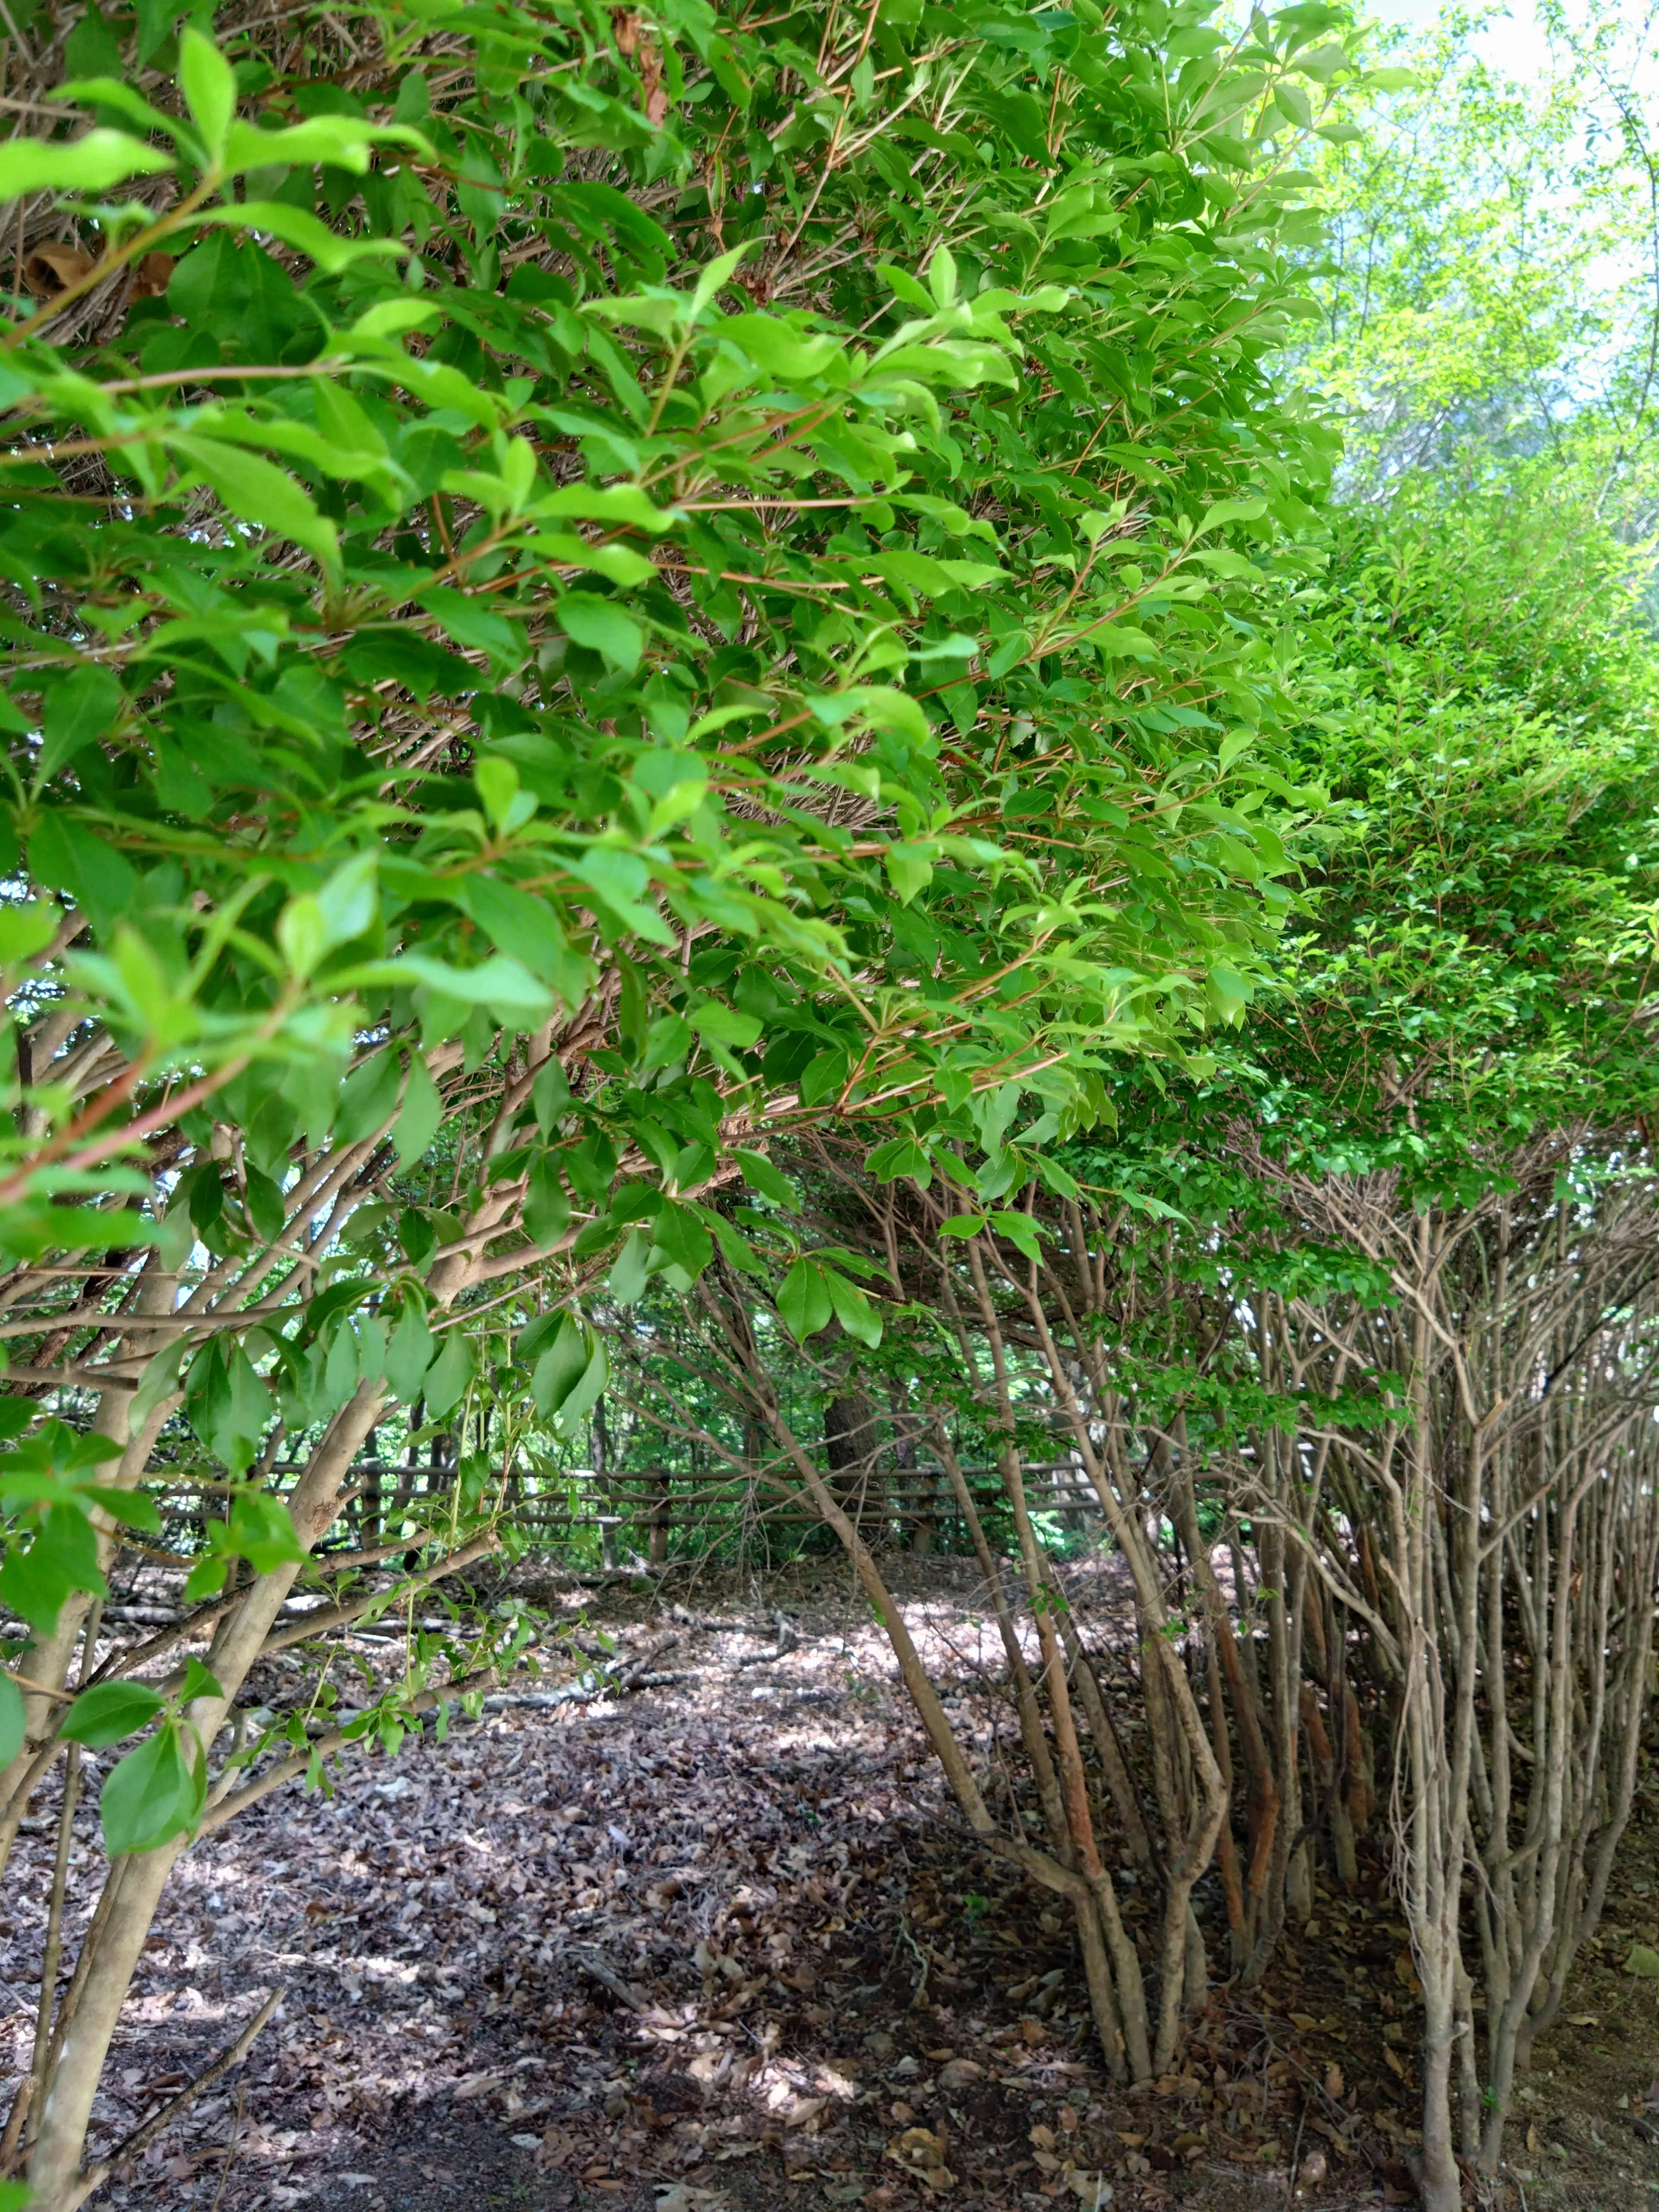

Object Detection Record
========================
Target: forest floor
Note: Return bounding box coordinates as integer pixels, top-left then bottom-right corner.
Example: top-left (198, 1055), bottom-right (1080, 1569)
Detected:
top-left (10, 1557), bottom-right (1659, 2212)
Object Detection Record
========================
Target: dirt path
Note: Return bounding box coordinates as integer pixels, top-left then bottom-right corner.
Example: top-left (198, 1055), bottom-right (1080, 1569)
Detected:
top-left (7, 1563), bottom-right (1659, 2212)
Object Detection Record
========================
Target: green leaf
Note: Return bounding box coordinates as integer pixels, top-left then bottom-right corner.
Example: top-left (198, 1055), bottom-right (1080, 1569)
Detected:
top-left (557, 592), bottom-right (643, 673)
top-left (391, 954), bottom-right (552, 1024)
top-left (179, 1657), bottom-right (223, 1705)
top-left (0, 1501), bottom-right (106, 1637)
top-left (866, 1135), bottom-right (931, 1187)
top-left (0, 1673), bottom-right (22, 1769)
top-left (735, 1148), bottom-right (800, 1210)
top-left (56, 78), bottom-right (176, 137)
top-left (385, 1302), bottom-right (435, 1404)
top-left (337, 1047), bottom-right (403, 1150)
top-left (418, 585), bottom-right (524, 667)
top-left (800, 1051), bottom-right (849, 1107)
top-left (222, 114), bottom-right (431, 175)
top-left (423, 1332), bottom-right (474, 1420)
top-left (692, 238), bottom-right (756, 317)
top-left (824, 1268), bottom-right (882, 1348)
top-left (689, 1002), bottom-right (762, 1049)
top-left (525, 1154), bottom-right (572, 1249)
top-left (173, 436), bottom-right (339, 570)
top-left (323, 1322), bottom-right (359, 1410)
top-left (990, 1209), bottom-right (1042, 1264)
top-left (462, 876), bottom-right (573, 986)
top-left (531, 1312), bottom-right (589, 1418)
top-left (225, 1492), bottom-right (303, 1573)
top-left (529, 1057), bottom-right (573, 1139)
top-left (777, 1259), bottom-right (833, 1342)
top-left (182, 1556), bottom-right (228, 1602)
top-left (652, 1201), bottom-right (712, 1278)
top-left (0, 129), bottom-right (172, 200)
top-left (60, 1679), bottom-right (165, 1748)
top-left (531, 483), bottom-right (672, 533)
top-left (553, 1331), bottom-right (607, 1437)
top-left (38, 665), bottom-right (123, 783)
top-left (243, 1165), bottom-right (285, 1244)
top-left (197, 201), bottom-right (404, 273)
top-left (609, 1227), bottom-right (652, 1305)
top-left (99, 1718), bottom-right (206, 1855)
top-left (394, 1055), bottom-right (443, 1168)
top-left (178, 26), bottom-right (237, 159)
top-left (0, 901), bottom-right (58, 965)
top-left (1191, 497), bottom-right (1267, 539)
top-left (188, 1344), bottom-right (271, 1476)
top-left (127, 1344), bottom-right (184, 1443)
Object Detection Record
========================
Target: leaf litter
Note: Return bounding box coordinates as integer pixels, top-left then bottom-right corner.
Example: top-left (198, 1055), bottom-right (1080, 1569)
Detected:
top-left (7, 1555), bottom-right (1659, 2211)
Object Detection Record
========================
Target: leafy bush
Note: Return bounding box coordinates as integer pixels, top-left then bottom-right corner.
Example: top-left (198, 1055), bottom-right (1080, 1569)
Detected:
top-left (0, 0), bottom-right (1376, 2195)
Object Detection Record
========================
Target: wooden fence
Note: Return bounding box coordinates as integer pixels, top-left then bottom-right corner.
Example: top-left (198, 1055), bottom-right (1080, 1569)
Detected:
top-left (154, 1456), bottom-right (1107, 1571)
top-left (493, 1457), bottom-right (1104, 1567)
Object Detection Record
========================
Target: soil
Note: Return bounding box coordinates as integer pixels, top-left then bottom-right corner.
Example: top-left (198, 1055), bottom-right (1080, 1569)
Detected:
top-left (6, 1558), bottom-right (1659, 2212)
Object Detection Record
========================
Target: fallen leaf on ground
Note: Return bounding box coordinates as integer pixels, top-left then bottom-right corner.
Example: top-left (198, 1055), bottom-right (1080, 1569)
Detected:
top-left (890, 2127), bottom-right (949, 2170)
top-left (656, 2188), bottom-right (726, 2212)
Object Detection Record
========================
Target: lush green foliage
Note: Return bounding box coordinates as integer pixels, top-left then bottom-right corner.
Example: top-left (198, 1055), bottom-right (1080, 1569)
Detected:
top-left (0, 0), bottom-right (1376, 1857)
